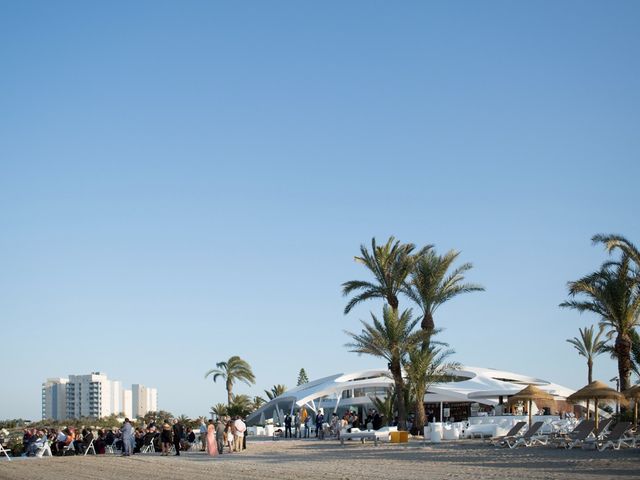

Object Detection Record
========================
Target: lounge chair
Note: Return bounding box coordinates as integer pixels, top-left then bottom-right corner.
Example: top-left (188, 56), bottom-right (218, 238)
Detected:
top-left (596, 422), bottom-right (635, 451)
top-left (504, 422), bottom-right (546, 448)
top-left (550, 419), bottom-right (595, 449)
top-left (488, 421), bottom-right (526, 447)
top-left (594, 417), bottom-right (614, 439)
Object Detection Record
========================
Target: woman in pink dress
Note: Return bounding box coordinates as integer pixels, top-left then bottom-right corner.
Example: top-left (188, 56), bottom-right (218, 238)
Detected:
top-left (206, 420), bottom-right (218, 456)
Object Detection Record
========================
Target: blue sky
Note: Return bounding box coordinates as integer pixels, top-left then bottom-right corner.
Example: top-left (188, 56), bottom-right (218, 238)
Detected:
top-left (1, 1), bottom-right (639, 420)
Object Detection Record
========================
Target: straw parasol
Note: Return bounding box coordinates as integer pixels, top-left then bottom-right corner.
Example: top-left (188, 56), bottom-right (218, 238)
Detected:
top-left (566, 380), bottom-right (627, 430)
top-left (622, 384), bottom-right (640, 427)
top-left (507, 385), bottom-right (556, 426)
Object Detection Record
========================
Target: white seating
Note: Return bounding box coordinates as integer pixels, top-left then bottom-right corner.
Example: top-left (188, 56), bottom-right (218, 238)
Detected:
top-left (339, 429), bottom-right (379, 446)
top-left (83, 439), bottom-right (96, 456)
top-left (0, 442), bottom-right (11, 461)
top-left (35, 441), bottom-right (52, 458)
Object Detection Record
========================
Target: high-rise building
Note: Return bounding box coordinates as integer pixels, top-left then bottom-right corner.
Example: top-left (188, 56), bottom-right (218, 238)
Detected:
top-left (132, 384), bottom-right (158, 417)
top-left (41, 373), bottom-right (156, 420)
top-left (42, 378), bottom-right (68, 420)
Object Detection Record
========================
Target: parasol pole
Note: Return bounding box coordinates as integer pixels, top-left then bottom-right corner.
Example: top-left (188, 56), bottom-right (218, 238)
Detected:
top-left (528, 400), bottom-right (532, 427)
top-left (594, 398), bottom-right (599, 431)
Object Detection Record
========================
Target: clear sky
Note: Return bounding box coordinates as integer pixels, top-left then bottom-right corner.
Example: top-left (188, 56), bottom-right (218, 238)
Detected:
top-left (1, 1), bottom-right (639, 420)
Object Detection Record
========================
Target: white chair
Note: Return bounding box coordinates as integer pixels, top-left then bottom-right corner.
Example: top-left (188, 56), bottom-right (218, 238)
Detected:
top-left (106, 439), bottom-right (119, 454)
top-left (83, 439), bottom-right (96, 456)
top-left (35, 441), bottom-right (53, 458)
top-left (0, 442), bottom-right (11, 461)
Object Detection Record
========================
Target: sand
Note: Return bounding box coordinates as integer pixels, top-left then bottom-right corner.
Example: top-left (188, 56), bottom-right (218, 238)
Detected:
top-left (1, 438), bottom-right (638, 480)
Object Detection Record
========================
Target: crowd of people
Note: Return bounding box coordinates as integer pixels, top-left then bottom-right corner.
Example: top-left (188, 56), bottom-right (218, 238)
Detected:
top-left (18, 415), bottom-right (248, 458)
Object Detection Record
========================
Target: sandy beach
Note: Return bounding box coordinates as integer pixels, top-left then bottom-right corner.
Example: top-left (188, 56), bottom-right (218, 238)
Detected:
top-left (1, 438), bottom-right (638, 480)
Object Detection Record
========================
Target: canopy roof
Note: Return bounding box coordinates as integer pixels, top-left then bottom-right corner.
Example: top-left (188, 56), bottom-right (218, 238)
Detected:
top-left (246, 366), bottom-right (575, 425)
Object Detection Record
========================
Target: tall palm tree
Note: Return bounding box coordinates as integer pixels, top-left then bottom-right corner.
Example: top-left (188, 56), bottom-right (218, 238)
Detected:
top-left (560, 256), bottom-right (640, 394)
top-left (566, 325), bottom-right (608, 384)
top-left (404, 338), bottom-right (459, 433)
top-left (405, 249), bottom-right (484, 333)
top-left (566, 325), bottom-right (608, 418)
top-left (205, 355), bottom-right (256, 406)
top-left (593, 234), bottom-right (640, 270)
top-left (344, 305), bottom-right (426, 430)
top-left (342, 237), bottom-right (427, 314)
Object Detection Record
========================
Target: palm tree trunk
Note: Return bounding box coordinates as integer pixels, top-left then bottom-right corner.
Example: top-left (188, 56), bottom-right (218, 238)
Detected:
top-left (390, 359), bottom-right (406, 430)
top-left (227, 379), bottom-right (233, 406)
top-left (586, 359), bottom-right (592, 419)
top-left (615, 333), bottom-right (632, 412)
top-left (414, 390), bottom-right (427, 434)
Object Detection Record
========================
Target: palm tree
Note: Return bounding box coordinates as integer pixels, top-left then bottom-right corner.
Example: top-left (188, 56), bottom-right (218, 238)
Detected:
top-left (405, 249), bottom-right (484, 334)
top-left (345, 305), bottom-right (425, 430)
top-left (593, 234), bottom-right (640, 270)
top-left (211, 403), bottom-right (227, 419)
top-left (251, 396), bottom-right (266, 412)
top-left (560, 256), bottom-right (640, 394)
top-left (404, 338), bottom-right (459, 433)
top-left (205, 355), bottom-right (256, 405)
top-left (227, 394), bottom-right (252, 417)
top-left (370, 391), bottom-right (395, 426)
top-left (342, 237), bottom-right (427, 314)
top-left (264, 384), bottom-right (287, 400)
top-left (566, 325), bottom-right (608, 384)
top-left (566, 325), bottom-right (608, 417)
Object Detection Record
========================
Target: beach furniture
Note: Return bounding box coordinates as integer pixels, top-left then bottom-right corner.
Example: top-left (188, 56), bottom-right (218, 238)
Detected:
top-left (339, 428), bottom-right (379, 446)
top-left (0, 441), bottom-right (11, 461)
top-left (140, 434), bottom-right (157, 454)
top-left (488, 421), bottom-right (526, 446)
top-left (504, 421), bottom-right (546, 448)
top-left (596, 422), bottom-right (635, 451)
top-left (594, 417), bottom-right (614, 439)
top-left (550, 419), bottom-right (595, 449)
top-left (105, 439), bottom-right (120, 454)
top-left (35, 441), bottom-right (52, 458)
top-left (83, 439), bottom-right (96, 456)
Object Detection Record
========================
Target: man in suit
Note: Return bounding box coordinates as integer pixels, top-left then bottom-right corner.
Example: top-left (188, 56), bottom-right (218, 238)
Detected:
top-left (215, 419), bottom-right (226, 454)
top-left (172, 419), bottom-right (183, 456)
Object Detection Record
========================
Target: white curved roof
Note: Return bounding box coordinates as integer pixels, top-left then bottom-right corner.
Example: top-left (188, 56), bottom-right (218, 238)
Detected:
top-left (246, 365), bottom-right (575, 424)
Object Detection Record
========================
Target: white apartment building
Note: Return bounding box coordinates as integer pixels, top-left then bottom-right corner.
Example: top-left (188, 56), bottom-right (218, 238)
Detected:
top-left (42, 378), bottom-right (68, 420)
top-left (132, 384), bottom-right (158, 417)
top-left (42, 373), bottom-right (154, 420)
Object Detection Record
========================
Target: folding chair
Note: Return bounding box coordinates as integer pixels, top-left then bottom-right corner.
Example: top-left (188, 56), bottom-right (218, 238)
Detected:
top-left (0, 442), bottom-right (11, 461)
top-left (83, 439), bottom-right (96, 456)
top-left (35, 441), bottom-right (53, 458)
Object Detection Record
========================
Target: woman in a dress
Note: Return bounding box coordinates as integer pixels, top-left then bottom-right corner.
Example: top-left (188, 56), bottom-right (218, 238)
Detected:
top-left (206, 419), bottom-right (218, 456)
top-left (160, 422), bottom-right (172, 456)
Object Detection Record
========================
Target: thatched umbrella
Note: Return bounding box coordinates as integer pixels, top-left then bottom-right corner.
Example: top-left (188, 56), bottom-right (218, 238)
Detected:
top-left (507, 385), bottom-right (556, 426)
top-left (566, 380), bottom-right (627, 430)
top-left (622, 384), bottom-right (640, 427)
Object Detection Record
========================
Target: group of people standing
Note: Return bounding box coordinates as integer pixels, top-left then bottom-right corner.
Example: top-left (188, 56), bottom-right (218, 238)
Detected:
top-left (201, 416), bottom-right (246, 456)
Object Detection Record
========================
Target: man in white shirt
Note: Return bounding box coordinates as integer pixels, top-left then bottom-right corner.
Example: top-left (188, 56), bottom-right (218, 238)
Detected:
top-left (233, 416), bottom-right (246, 452)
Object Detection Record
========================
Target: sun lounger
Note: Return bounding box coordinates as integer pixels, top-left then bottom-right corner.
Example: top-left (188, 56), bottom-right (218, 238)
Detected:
top-left (504, 422), bottom-right (546, 448)
top-left (488, 421), bottom-right (526, 446)
top-left (596, 422), bottom-right (635, 451)
top-left (550, 419), bottom-right (595, 449)
top-left (594, 417), bottom-right (614, 439)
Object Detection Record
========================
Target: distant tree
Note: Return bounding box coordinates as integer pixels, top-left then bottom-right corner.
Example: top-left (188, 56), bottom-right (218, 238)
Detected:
top-left (205, 355), bottom-right (256, 405)
top-left (370, 391), bottom-right (394, 426)
top-left (560, 255), bottom-right (640, 395)
top-left (405, 248), bottom-right (484, 337)
top-left (251, 396), bottom-right (266, 411)
top-left (342, 237), bottom-right (425, 314)
top-left (211, 403), bottom-right (228, 419)
top-left (404, 336), bottom-right (459, 432)
top-left (264, 384), bottom-right (287, 401)
top-left (227, 394), bottom-right (252, 418)
top-left (297, 368), bottom-right (309, 386)
top-left (345, 305), bottom-right (425, 430)
top-left (566, 325), bottom-right (608, 384)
